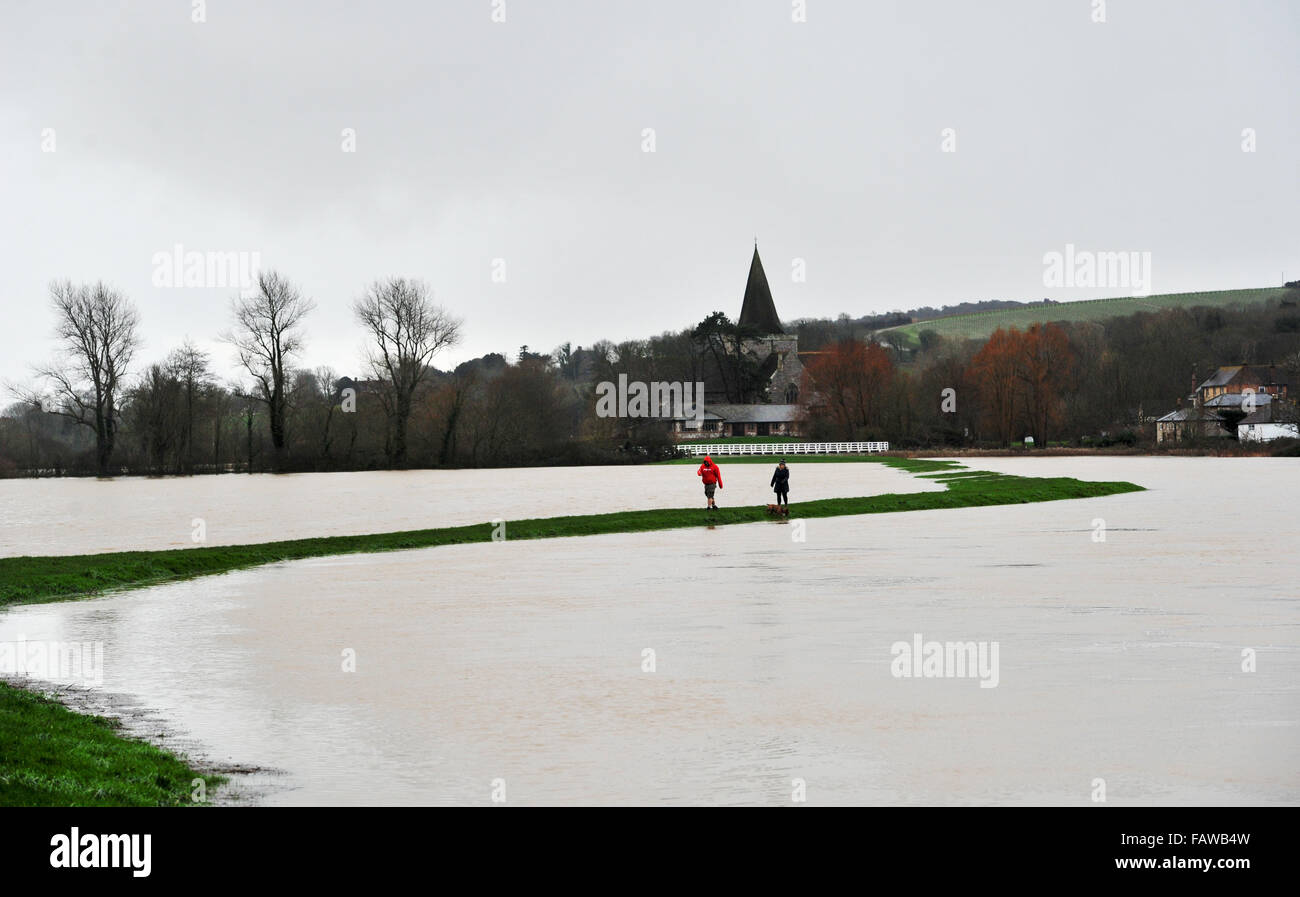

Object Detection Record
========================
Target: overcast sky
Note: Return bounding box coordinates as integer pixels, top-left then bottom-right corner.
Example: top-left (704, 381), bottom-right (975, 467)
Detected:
top-left (2, 0), bottom-right (1296, 399)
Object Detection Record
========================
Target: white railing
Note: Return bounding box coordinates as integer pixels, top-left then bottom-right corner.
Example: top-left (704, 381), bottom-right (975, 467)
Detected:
top-left (682, 441), bottom-right (890, 456)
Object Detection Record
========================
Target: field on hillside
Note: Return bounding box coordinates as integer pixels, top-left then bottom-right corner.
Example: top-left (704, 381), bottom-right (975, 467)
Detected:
top-left (886, 287), bottom-right (1291, 347)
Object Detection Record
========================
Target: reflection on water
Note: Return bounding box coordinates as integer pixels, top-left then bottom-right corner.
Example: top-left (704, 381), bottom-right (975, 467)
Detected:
top-left (0, 463), bottom-right (941, 557)
top-left (1, 458), bottom-right (1297, 805)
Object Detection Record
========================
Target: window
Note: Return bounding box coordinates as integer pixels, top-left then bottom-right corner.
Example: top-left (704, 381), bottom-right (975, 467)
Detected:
top-left (785, 383), bottom-right (799, 403)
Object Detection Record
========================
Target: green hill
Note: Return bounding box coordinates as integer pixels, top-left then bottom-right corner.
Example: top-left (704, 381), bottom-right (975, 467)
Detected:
top-left (884, 287), bottom-right (1292, 347)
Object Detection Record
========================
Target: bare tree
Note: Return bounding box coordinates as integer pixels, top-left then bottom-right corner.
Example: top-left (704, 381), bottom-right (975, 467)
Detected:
top-left (29, 280), bottom-right (140, 475)
top-left (353, 277), bottom-right (461, 466)
top-left (166, 340), bottom-right (211, 473)
top-left (224, 271), bottom-right (314, 467)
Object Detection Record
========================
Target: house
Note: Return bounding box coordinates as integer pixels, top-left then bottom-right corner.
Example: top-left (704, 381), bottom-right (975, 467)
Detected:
top-left (1155, 364), bottom-right (1296, 443)
top-left (1238, 405), bottom-right (1300, 443)
top-left (1196, 364), bottom-right (1289, 404)
top-left (1155, 406), bottom-right (1231, 444)
top-left (699, 403), bottom-right (802, 438)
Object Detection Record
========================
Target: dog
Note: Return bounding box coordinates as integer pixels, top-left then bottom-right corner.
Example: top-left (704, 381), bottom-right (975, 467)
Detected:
top-left (765, 503), bottom-right (790, 517)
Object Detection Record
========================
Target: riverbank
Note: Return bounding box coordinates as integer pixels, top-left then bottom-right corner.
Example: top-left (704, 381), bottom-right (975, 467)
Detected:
top-left (0, 681), bottom-right (221, 806)
top-left (0, 459), bottom-right (1142, 608)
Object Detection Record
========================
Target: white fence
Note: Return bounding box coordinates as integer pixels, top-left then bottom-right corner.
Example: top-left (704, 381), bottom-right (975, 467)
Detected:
top-left (682, 441), bottom-right (890, 456)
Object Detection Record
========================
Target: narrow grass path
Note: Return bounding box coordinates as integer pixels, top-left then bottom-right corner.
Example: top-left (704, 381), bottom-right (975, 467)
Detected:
top-left (0, 458), bottom-right (1142, 609)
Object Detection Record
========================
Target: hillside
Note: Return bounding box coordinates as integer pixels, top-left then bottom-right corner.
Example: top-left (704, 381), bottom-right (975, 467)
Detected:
top-left (883, 287), bottom-right (1292, 347)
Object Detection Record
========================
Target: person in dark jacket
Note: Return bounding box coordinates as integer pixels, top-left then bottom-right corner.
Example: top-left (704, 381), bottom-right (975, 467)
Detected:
top-left (770, 459), bottom-right (790, 507)
top-left (697, 455), bottom-right (723, 509)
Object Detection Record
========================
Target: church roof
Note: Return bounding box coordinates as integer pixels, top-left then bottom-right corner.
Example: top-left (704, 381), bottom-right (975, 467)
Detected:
top-left (738, 246), bottom-right (784, 335)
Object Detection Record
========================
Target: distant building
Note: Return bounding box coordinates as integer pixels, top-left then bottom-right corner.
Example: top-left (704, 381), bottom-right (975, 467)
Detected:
top-left (1238, 405), bottom-right (1299, 443)
top-left (1196, 364), bottom-right (1289, 404)
top-left (1155, 407), bottom-right (1230, 444)
top-left (1156, 364), bottom-right (1295, 443)
top-left (679, 245), bottom-right (808, 438)
top-left (332, 376), bottom-right (385, 403)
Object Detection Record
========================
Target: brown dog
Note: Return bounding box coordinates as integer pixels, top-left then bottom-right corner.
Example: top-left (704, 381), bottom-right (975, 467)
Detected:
top-left (765, 504), bottom-right (790, 517)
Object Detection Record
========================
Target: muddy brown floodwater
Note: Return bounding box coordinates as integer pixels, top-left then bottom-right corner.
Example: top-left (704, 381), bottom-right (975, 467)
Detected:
top-left (0, 461), bottom-right (942, 556)
top-left (1, 458), bottom-right (1296, 805)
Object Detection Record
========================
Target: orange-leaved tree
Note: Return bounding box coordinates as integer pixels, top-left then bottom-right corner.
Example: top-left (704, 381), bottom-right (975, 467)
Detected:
top-left (802, 339), bottom-right (895, 438)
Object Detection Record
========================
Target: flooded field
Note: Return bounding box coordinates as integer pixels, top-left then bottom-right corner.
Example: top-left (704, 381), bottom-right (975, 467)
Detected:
top-left (1, 457), bottom-right (1296, 805)
top-left (0, 461), bottom-right (942, 557)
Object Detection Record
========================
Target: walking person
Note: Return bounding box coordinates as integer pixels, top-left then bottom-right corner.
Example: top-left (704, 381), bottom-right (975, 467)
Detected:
top-left (770, 459), bottom-right (790, 507)
top-left (697, 455), bottom-right (723, 510)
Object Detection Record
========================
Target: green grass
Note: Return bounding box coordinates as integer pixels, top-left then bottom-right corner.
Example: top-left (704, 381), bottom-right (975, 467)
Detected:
top-left (0, 682), bottom-right (222, 806)
top-left (0, 459), bottom-right (1141, 609)
top-left (885, 287), bottom-right (1289, 348)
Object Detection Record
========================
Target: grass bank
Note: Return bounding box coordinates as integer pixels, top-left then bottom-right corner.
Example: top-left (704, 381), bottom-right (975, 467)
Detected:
top-left (0, 461), bottom-right (1141, 609)
top-left (0, 682), bottom-right (221, 806)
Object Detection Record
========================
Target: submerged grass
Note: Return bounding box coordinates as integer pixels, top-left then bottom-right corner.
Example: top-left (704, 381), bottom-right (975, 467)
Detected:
top-left (0, 462), bottom-right (1142, 609)
top-left (0, 682), bottom-right (222, 806)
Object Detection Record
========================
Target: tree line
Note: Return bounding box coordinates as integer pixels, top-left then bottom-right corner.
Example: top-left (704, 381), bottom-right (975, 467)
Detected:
top-left (2, 278), bottom-right (1298, 477)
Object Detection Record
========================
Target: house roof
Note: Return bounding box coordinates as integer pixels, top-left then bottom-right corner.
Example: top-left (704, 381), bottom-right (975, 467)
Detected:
top-left (1198, 364), bottom-right (1291, 390)
top-left (738, 246), bottom-right (784, 335)
top-left (706, 403), bottom-right (801, 423)
top-left (1156, 408), bottom-right (1223, 423)
top-left (1238, 405), bottom-right (1296, 425)
top-left (1204, 392), bottom-right (1273, 408)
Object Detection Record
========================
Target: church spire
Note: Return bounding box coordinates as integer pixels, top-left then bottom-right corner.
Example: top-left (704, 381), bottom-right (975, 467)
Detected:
top-left (738, 243), bottom-right (783, 335)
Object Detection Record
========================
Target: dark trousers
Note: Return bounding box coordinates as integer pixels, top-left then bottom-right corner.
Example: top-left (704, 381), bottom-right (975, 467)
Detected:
top-left (775, 489), bottom-right (788, 505)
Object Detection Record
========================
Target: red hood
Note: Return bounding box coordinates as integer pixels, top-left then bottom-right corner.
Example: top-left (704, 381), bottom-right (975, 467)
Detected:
top-left (702, 455), bottom-right (713, 465)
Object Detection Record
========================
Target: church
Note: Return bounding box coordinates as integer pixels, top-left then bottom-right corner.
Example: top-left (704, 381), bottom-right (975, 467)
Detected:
top-left (676, 245), bottom-right (810, 439)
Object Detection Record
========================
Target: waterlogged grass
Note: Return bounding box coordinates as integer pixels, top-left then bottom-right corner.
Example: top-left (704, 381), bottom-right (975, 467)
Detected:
top-left (0, 682), bottom-right (221, 806)
top-left (0, 461), bottom-right (1142, 608)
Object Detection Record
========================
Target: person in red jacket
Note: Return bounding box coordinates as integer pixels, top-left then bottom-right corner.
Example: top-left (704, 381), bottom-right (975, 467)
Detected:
top-left (697, 455), bottom-right (723, 510)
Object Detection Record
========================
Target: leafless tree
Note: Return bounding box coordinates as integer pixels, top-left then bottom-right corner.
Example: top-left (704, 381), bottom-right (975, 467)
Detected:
top-left (223, 271), bottom-right (314, 466)
top-left (28, 280), bottom-right (140, 476)
top-left (166, 340), bottom-right (211, 473)
top-left (354, 277), bottom-right (461, 466)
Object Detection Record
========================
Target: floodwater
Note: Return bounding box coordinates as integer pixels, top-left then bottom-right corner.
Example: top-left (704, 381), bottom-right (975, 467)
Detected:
top-left (0, 462), bottom-right (942, 557)
top-left (1, 457), bottom-right (1296, 805)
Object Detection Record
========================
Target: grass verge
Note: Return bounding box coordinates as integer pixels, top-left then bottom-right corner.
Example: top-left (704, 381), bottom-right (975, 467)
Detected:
top-left (0, 682), bottom-right (222, 806)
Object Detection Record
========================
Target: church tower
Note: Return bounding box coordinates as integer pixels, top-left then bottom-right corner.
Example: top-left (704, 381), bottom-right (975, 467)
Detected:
top-left (739, 245), bottom-right (784, 335)
top-left (738, 244), bottom-right (802, 405)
